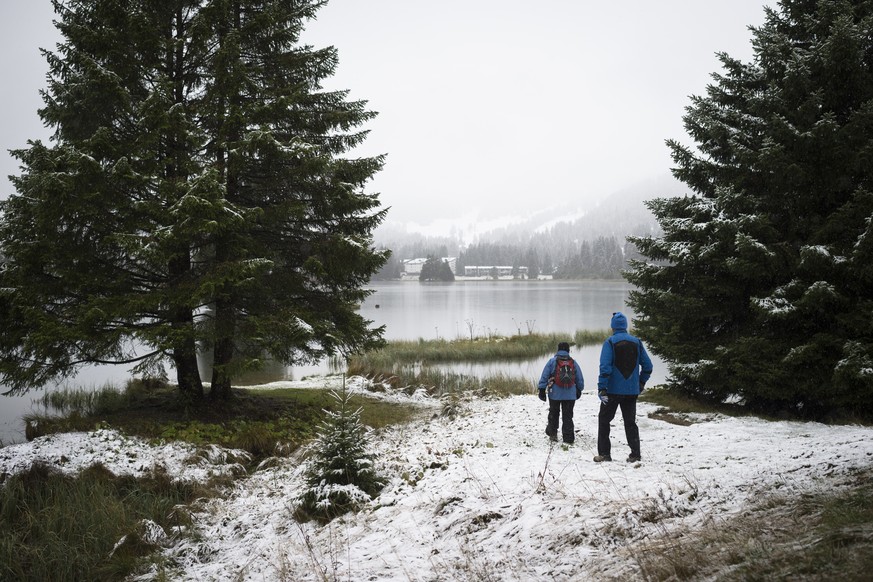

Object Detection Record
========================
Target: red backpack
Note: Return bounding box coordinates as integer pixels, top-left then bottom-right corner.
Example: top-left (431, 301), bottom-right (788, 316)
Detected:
top-left (554, 357), bottom-right (576, 388)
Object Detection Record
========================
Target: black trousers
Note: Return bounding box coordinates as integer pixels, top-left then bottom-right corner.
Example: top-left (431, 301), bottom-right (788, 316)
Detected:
top-left (546, 398), bottom-right (575, 443)
top-left (597, 394), bottom-right (640, 457)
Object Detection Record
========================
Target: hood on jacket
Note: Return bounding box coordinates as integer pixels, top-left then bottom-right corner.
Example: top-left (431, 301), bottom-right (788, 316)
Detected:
top-left (611, 311), bottom-right (628, 332)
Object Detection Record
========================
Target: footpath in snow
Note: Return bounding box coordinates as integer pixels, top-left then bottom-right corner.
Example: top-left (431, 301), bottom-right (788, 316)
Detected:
top-left (1, 379), bottom-right (871, 581)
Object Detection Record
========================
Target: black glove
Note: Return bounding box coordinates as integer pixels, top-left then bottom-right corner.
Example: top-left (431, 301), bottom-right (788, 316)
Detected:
top-left (576, 387), bottom-right (582, 399)
top-left (598, 390), bottom-right (609, 404)
top-left (639, 382), bottom-right (646, 394)
top-left (538, 389), bottom-right (547, 402)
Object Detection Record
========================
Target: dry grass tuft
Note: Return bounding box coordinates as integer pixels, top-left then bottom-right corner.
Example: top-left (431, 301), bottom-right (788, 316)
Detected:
top-left (625, 469), bottom-right (873, 581)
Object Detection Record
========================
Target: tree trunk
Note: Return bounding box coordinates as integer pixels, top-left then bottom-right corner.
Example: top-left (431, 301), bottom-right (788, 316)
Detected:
top-left (169, 252), bottom-right (204, 398)
top-left (173, 332), bottom-right (203, 399)
top-left (210, 296), bottom-right (234, 400)
top-left (163, 7), bottom-right (203, 399)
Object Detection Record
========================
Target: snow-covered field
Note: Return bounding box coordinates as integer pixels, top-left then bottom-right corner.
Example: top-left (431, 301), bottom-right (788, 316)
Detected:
top-left (1, 376), bottom-right (871, 581)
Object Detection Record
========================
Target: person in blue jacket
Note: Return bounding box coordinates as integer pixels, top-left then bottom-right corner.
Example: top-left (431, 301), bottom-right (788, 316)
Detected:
top-left (594, 312), bottom-right (653, 463)
top-left (537, 341), bottom-right (584, 444)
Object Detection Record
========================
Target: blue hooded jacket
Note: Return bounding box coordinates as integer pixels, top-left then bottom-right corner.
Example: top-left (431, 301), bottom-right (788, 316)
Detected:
top-left (598, 312), bottom-right (653, 395)
top-left (538, 349), bottom-right (584, 400)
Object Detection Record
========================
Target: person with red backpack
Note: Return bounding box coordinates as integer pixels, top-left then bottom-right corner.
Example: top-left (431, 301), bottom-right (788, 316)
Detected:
top-left (594, 311), bottom-right (654, 463)
top-left (537, 341), bottom-right (584, 444)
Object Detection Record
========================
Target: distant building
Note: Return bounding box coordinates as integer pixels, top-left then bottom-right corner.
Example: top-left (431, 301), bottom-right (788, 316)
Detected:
top-left (402, 258), bottom-right (428, 276)
top-left (463, 265), bottom-right (528, 278)
top-left (403, 257), bottom-right (457, 276)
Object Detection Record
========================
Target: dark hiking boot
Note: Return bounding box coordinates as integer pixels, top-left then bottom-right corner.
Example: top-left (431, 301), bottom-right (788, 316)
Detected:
top-left (549, 434), bottom-right (558, 442)
top-left (627, 454), bottom-right (641, 463)
top-left (563, 439), bottom-right (574, 445)
top-left (593, 455), bottom-right (612, 462)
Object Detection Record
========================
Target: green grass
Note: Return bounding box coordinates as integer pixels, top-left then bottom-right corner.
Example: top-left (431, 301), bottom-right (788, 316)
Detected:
top-left (25, 378), bottom-right (425, 461)
top-left (245, 386), bottom-right (422, 430)
top-left (0, 462), bottom-right (212, 582)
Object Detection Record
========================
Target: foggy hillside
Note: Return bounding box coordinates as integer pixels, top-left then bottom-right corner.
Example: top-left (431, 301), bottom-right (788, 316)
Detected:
top-left (375, 173), bottom-right (689, 259)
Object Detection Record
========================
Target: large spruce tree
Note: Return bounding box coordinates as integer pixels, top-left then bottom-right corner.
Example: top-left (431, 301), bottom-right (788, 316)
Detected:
top-left (0, 0), bottom-right (211, 396)
top-left (0, 0), bottom-right (386, 398)
top-left (627, 0), bottom-right (873, 418)
top-left (196, 0), bottom-right (387, 398)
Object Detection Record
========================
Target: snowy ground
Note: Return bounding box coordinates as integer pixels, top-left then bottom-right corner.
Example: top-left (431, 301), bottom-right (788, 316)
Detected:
top-left (1, 377), bottom-right (871, 581)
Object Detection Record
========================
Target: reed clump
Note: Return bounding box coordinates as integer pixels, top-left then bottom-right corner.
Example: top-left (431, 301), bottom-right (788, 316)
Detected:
top-left (0, 461), bottom-right (211, 582)
top-left (573, 328), bottom-right (611, 346)
top-left (34, 379), bottom-right (153, 417)
top-left (346, 330), bottom-right (604, 399)
top-left (346, 364), bottom-right (533, 399)
top-left (350, 329), bottom-right (609, 369)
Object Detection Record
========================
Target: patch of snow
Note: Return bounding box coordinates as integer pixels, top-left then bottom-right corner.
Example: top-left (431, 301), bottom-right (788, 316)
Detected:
top-left (0, 428), bottom-right (250, 483)
top-left (753, 294), bottom-right (795, 314)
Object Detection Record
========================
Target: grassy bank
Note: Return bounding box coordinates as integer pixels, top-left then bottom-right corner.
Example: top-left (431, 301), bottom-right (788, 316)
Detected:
top-left (347, 365), bottom-right (535, 399)
top-left (9, 378), bottom-right (428, 581)
top-left (348, 329), bottom-right (609, 368)
top-left (25, 378), bottom-right (423, 461)
top-left (345, 329), bottom-right (607, 397)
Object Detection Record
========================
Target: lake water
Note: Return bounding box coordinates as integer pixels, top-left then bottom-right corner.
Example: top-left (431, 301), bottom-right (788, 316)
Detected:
top-left (0, 279), bottom-right (665, 445)
top-left (362, 280), bottom-right (631, 340)
top-left (356, 279), bottom-right (666, 391)
top-left (0, 360), bottom-right (140, 447)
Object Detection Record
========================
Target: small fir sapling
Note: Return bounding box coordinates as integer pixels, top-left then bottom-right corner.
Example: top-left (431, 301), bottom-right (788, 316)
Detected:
top-left (294, 381), bottom-right (385, 523)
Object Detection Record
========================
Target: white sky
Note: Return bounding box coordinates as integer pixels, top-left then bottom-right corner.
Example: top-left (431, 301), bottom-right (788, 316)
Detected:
top-left (0, 1), bottom-right (773, 234)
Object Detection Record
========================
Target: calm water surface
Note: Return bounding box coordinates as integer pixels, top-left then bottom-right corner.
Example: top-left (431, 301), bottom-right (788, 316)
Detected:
top-left (357, 280), bottom-right (665, 389)
top-left (362, 280), bottom-right (632, 340)
top-left (0, 280), bottom-right (665, 444)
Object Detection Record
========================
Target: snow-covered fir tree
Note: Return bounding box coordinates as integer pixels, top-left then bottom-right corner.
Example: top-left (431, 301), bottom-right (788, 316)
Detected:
top-left (294, 383), bottom-right (385, 523)
top-left (627, 0), bottom-right (873, 418)
top-left (0, 0), bottom-right (387, 398)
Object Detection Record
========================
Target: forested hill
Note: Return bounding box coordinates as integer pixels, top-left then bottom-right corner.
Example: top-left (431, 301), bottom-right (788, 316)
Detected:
top-left (374, 173), bottom-right (689, 279)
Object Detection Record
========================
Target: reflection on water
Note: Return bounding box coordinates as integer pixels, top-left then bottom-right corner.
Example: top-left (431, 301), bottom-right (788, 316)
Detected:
top-left (359, 280), bottom-right (635, 341)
